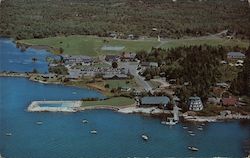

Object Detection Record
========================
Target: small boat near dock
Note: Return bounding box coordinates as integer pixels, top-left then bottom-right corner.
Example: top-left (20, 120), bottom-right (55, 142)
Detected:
top-left (161, 118), bottom-right (177, 125)
top-left (188, 130), bottom-right (193, 134)
top-left (197, 127), bottom-right (203, 131)
top-left (188, 146), bottom-right (199, 151)
top-left (183, 126), bottom-right (188, 129)
top-left (142, 134), bottom-right (149, 141)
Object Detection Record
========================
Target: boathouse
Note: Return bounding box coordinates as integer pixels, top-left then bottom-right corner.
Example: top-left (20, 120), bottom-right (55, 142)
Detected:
top-left (139, 96), bottom-right (170, 107)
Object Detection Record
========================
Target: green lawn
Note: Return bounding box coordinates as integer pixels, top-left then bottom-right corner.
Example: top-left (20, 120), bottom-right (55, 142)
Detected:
top-left (147, 80), bottom-right (161, 89)
top-left (19, 35), bottom-right (249, 56)
top-left (19, 35), bottom-right (159, 56)
top-left (82, 97), bottom-right (135, 107)
top-left (161, 37), bottom-right (250, 49)
top-left (104, 79), bottom-right (137, 89)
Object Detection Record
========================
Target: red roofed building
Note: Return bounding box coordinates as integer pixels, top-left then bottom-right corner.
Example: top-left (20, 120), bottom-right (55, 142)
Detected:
top-left (221, 96), bottom-right (238, 106)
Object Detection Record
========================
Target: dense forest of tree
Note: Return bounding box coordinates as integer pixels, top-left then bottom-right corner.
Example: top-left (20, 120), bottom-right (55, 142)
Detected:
top-left (230, 47), bottom-right (250, 97)
top-left (136, 45), bottom-right (247, 99)
top-left (0, 0), bottom-right (250, 40)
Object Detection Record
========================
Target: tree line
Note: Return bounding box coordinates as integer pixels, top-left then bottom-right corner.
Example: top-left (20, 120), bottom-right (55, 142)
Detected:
top-left (136, 45), bottom-right (248, 100)
top-left (0, 0), bottom-right (250, 40)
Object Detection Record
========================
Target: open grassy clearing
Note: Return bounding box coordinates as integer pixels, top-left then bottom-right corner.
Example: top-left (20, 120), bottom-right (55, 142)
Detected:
top-left (147, 80), bottom-right (162, 89)
top-left (82, 97), bottom-right (135, 107)
top-left (161, 37), bottom-right (250, 49)
top-left (19, 35), bottom-right (249, 56)
top-left (19, 35), bottom-right (159, 56)
top-left (104, 79), bottom-right (138, 89)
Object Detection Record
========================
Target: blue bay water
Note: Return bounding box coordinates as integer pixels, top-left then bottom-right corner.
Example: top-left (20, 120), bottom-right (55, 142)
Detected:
top-left (0, 38), bottom-right (51, 73)
top-left (0, 38), bottom-right (250, 157)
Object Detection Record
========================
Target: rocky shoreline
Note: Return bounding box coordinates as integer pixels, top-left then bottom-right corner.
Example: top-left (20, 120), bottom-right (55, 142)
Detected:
top-left (183, 113), bottom-right (250, 122)
top-left (2, 72), bottom-right (250, 122)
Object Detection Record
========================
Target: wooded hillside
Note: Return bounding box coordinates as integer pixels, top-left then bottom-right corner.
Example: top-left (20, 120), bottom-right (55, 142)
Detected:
top-left (1, 0), bottom-right (250, 39)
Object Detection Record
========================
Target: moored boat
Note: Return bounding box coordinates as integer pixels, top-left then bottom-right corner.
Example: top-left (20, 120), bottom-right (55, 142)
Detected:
top-left (5, 133), bottom-right (12, 136)
top-left (161, 118), bottom-right (177, 125)
top-left (82, 119), bottom-right (88, 123)
top-left (197, 127), bottom-right (203, 130)
top-left (142, 134), bottom-right (149, 141)
top-left (90, 130), bottom-right (97, 134)
top-left (188, 146), bottom-right (199, 151)
top-left (36, 121), bottom-right (43, 125)
top-left (188, 130), bottom-right (193, 134)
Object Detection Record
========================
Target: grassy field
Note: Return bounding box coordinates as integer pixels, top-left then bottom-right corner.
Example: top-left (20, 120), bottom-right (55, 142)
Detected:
top-left (82, 97), bottom-right (135, 107)
top-left (19, 35), bottom-right (159, 56)
top-left (161, 37), bottom-right (250, 49)
top-left (19, 35), bottom-right (250, 56)
top-left (147, 80), bottom-right (162, 89)
top-left (104, 80), bottom-right (137, 89)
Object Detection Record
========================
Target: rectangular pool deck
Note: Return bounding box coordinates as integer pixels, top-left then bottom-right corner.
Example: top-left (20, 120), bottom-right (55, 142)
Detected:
top-left (28, 101), bottom-right (82, 112)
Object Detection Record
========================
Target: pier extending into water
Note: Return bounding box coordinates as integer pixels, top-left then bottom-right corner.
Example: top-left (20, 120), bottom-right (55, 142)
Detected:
top-left (28, 101), bottom-right (82, 112)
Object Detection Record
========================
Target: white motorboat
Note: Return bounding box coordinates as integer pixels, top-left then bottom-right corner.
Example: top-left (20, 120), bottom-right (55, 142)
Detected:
top-left (5, 133), bottom-right (12, 136)
top-left (142, 134), bottom-right (149, 141)
top-left (36, 121), bottom-right (43, 125)
top-left (161, 118), bottom-right (177, 125)
top-left (188, 146), bottom-right (199, 151)
top-left (82, 120), bottom-right (88, 123)
top-left (90, 130), bottom-right (97, 134)
top-left (188, 130), bottom-right (193, 134)
top-left (183, 126), bottom-right (188, 129)
top-left (197, 127), bottom-right (203, 131)
top-left (190, 133), bottom-right (195, 136)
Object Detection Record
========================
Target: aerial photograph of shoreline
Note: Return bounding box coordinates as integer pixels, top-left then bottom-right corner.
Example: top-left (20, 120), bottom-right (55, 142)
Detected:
top-left (0, 0), bottom-right (250, 157)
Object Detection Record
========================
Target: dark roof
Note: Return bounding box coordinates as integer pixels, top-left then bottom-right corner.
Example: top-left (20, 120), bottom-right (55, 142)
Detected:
top-left (227, 52), bottom-right (245, 57)
top-left (189, 96), bottom-right (201, 100)
top-left (105, 55), bottom-right (120, 61)
top-left (140, 96), bottom-right (170, 105)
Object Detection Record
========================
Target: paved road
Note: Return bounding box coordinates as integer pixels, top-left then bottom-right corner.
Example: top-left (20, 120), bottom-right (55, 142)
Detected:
top-left (120, 62), bottom-right (152, 92)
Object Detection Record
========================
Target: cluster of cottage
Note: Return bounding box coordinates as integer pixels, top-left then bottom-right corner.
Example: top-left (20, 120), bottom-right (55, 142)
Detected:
top-left (45, 50), bottom-right (246, 112)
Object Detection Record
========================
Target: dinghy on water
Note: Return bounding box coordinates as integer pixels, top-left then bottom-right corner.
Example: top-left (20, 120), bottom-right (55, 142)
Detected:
top-left (188, 146), bottom-right (199, 151)
top-left (183, 126), bottom-right (188, 129)
top-left (5, 133), bottom-right (12, 136)
top-left (161, 118), bottom-right (177, 125)
top-left (36, 121), bottom-right (43, 125)
top-left (82, 119), bottom-right (88, 123)
top-left (198, 127), bottom-right (203, 131)
top-left (142, 134), bottom-right (149, 141)
top-left (90, 130), bottom-right (97, 134)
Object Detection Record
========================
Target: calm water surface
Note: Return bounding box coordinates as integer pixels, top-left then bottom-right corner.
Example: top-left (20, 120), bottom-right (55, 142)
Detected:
top-left (0, 38), bottom-right (51, 73)
top-left (0, 38), bottom-right (250, 158)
